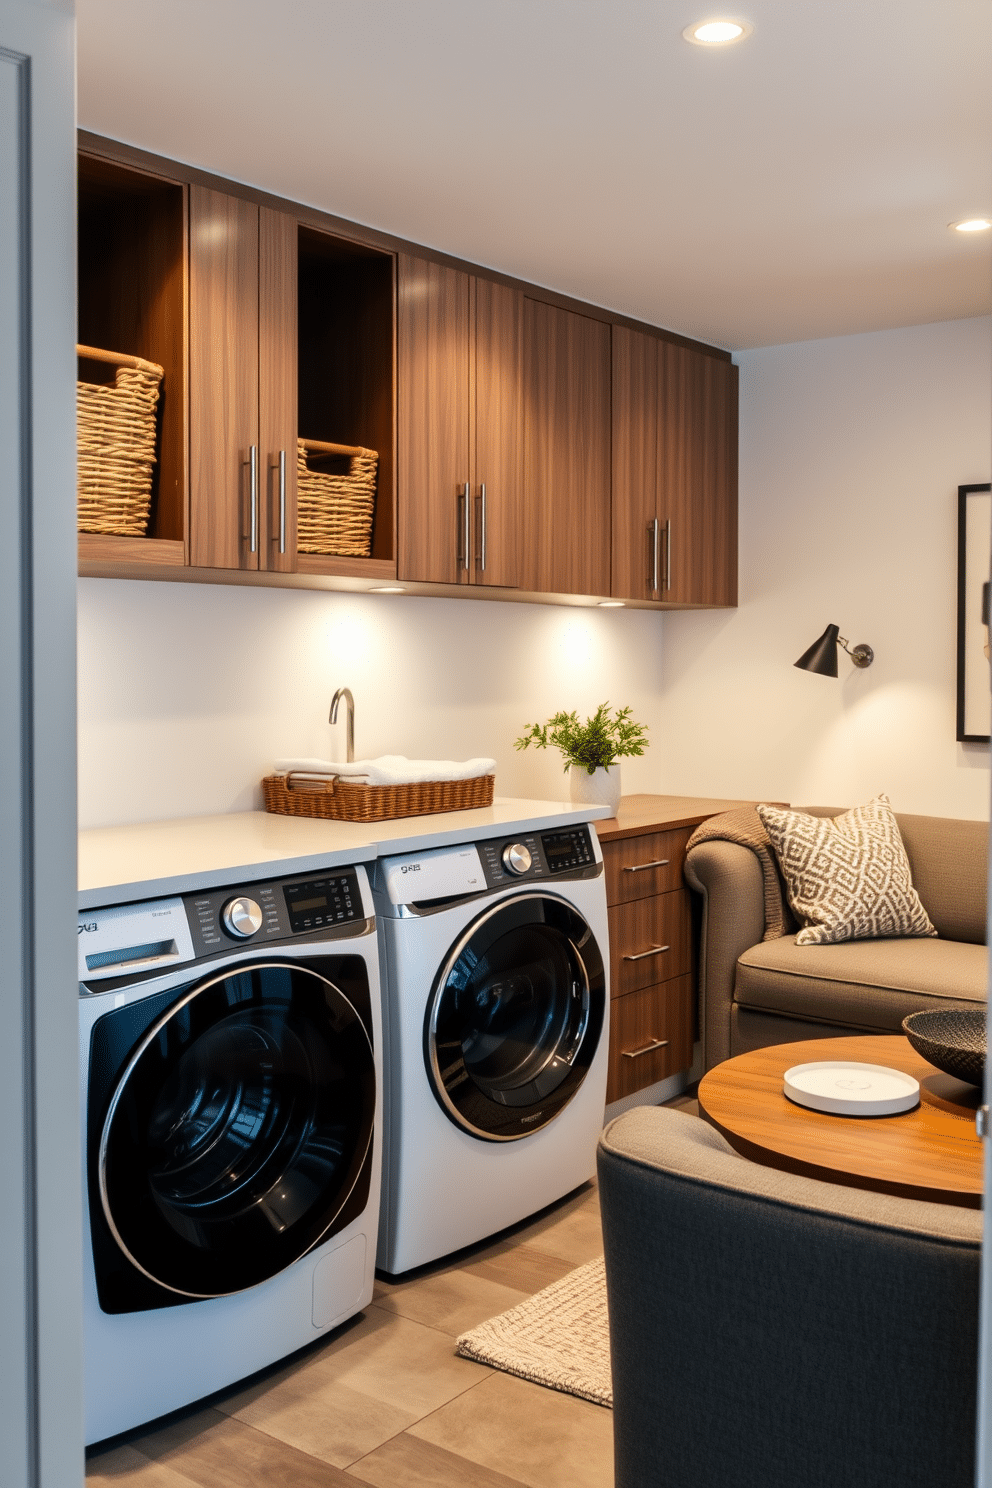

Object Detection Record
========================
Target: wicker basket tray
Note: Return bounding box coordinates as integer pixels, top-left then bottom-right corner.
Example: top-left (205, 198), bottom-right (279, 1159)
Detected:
top-left (262, 771), bottom-right (494, 823)
top-left (297, 438), bottom-right (377, 557)
top-left (77, 344), bottom-right (164, 537)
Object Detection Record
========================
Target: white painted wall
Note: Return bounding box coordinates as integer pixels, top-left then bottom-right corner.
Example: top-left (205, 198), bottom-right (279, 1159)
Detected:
top-left (77, 584), bottom-right (666, 827)
top-left (78, 314), bottom-right (991, 829)
top-left (661, 315), bottom-right (992, 820)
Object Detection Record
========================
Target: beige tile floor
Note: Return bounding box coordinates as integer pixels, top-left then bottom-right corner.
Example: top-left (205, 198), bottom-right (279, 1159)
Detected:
top-left (85, 1180), bottom-right (613, 1488)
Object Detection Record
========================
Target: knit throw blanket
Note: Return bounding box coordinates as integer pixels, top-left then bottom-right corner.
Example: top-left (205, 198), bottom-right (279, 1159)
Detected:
top-left (686, 806), bottom-right (796, 941)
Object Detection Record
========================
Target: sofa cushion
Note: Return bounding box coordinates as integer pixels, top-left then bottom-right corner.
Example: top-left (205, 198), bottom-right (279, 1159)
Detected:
top-left (896, 813), bottom-right (989, 945)
top-left (757, 797), bottom-right (936, 947)
top-left (736, 934), bottom-right (988, 1033)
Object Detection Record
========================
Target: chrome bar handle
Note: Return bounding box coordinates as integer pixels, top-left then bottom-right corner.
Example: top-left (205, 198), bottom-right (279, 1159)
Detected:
top-left (622, 944), bottom-right (670, 962)
top-left (479, 482), bottom-right (487, 572)
top-left (278, 449), bottom-right (286, 554)
top-left (664, 517), bottom-right (672, 592)
top-left (622, 858), bottom-right (670, 874)
top-left (246, 445), bottom-right (258, 553)
top-left (460, 482), bottom-right (471, 570)
top-left (649, 517), bottom-right (660, 593)
top-left (622, 1037), bottom-right (670, 1060)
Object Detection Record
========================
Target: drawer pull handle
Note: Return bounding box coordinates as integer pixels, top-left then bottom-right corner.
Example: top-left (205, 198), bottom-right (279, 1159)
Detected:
top-left (623, 943), bottom-right (670, 962)
top-left (622, 858), bottom-right (670, 874)
top-left (623, 1037), bottom-right (670, 1060)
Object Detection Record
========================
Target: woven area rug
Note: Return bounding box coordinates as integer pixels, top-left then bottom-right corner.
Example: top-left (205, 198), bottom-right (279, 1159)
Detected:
top-left (456, 1256), bottom-right (612, 1407)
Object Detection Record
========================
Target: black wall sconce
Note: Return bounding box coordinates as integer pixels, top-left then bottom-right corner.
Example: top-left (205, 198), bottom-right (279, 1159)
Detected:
top-left (794, 623), bottom-right (874, 676)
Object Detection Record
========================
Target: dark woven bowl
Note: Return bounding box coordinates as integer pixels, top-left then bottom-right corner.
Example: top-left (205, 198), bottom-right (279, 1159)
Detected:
top-left (902, 1007), bottom-right (986, 1087)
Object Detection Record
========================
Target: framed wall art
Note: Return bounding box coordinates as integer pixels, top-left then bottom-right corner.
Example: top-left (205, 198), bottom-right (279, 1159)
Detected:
top-left (956, 482), bottom-right (991, 743)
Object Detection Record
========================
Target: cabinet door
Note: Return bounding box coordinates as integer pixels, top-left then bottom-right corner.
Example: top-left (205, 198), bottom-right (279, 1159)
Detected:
top-left (660, 344), bottom-right (738, 606)
top-left (258, 206), bottom-right (298, 573)
top-left (611, 325), bottom-right (660, 601)
top-left (189, 186), bottom-right (259, 570)
top-left (521, 300), bottom-right (611, 597)
top-left (397, 255), bottom-right (471, 584)
top-left (472, 278), bottom-right (522, 588)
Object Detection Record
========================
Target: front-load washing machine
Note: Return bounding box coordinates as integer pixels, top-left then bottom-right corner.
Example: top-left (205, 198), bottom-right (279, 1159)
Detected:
top-left (78, 862), bottom-right (382, 1444)
top-left (373, 822), bottom-right (609, 1275)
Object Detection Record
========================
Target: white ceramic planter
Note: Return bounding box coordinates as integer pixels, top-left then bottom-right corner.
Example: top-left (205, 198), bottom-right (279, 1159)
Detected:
top-left (568, 763), bottom-right (621, 817)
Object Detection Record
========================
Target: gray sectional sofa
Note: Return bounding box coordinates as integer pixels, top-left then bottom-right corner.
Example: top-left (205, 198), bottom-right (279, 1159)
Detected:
top-left (684, 806), bottom-right (989, 1072)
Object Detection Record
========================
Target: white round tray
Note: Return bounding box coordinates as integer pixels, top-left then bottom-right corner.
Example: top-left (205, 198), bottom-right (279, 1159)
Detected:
top-left (783, 1061), bottom-right (920, 1116)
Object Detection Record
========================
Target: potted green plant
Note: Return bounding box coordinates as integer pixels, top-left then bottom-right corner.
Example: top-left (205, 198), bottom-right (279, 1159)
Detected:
top-left (514, 702), bottom-right (648, 815)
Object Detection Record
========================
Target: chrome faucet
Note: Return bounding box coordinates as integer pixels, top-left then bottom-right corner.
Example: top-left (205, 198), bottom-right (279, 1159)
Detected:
top-left (329, 687), bottom-right (355, 763)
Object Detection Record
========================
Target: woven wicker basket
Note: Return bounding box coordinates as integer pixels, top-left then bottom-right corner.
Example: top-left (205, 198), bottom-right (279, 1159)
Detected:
top-left (77, 344), bottom-right (164, 537)
top-left (297, 438), bottom-right (377, 557)
top-left (262, 771), bottom-right (494, 824)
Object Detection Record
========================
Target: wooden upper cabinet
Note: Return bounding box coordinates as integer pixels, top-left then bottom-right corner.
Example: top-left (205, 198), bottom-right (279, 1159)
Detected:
top-left (79, 139), bottom-right (734, 603)
top-left (612, 325), bottom-right (661, 602)
top-left (660, 343), bottom-right (738, 606)
top-left (258, 207), bottom-right (298, 574)
top-left (521, 300), bottom-right (611, 597)
top-left (397, 256), bottom-right (522, 587)
top-left (397, 256), bottom-right (471, 584)
top-left (472, 278), bottom-right (523, 588)
top-left (77, 153), bottom-right (188, 567)
top-left (612, 327), bottom-right (738, 606)
top-left (189, 186), bottom-right (261, 571)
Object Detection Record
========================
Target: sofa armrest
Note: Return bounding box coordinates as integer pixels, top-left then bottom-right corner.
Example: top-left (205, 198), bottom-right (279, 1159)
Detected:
top-left (684, 839), bottom-right (768, 1071)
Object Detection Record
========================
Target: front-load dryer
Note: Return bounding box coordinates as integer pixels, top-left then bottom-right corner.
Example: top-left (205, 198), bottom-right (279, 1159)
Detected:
top-left (373, 822), bottom-right (609, 1275)
top-left (78, 863), bottom-right (382, 1445)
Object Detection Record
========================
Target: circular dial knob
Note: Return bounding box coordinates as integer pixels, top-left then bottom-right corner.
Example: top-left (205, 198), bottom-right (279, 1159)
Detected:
top-left (501, 843), bottom-right (533, 876)
top-left (221, 896), bottom-right (264, 939)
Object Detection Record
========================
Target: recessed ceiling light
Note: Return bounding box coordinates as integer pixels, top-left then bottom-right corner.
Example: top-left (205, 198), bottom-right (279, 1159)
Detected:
top-left (949, 218), bottom-right (992, 234)
top-left (683, 18), bottom-right (753, 45)
top-left (370, 585), bottom-right (405, 593)
top-left (598, 600), bottom-right (626, 608)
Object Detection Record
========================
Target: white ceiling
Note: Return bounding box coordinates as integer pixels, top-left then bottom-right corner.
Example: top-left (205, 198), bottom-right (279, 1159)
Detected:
top-left (77, 0), bottom-right (992, 350)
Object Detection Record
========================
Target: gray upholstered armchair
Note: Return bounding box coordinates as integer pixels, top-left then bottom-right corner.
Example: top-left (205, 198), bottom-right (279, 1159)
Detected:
top-left (598, 1106), bottom-right (980, 1488)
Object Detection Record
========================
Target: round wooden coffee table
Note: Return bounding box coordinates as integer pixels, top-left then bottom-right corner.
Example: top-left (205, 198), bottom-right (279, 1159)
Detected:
top-left (697, 1034), bottom-right (983, 1207)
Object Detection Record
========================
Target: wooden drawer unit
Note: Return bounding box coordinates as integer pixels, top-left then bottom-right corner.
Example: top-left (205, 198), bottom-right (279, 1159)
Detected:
top-left (608, 976), bottom-right (693, 1103)
top-left (596, 794), bottom-right (764, 1103)
top-left (608, 889), bottom-right (691, 997)
top-left (604, 826), bottom-right (692, 906)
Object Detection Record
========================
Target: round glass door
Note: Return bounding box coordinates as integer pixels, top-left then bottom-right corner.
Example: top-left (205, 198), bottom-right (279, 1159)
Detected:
top-left (99, 962), bottom-right (375, 1298)
top-left (426, 893), bottom-right (605, 1140)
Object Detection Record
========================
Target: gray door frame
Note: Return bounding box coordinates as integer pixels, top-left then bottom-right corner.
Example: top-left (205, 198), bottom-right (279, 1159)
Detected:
top-left (0, 1), bottom-right (82, 1484)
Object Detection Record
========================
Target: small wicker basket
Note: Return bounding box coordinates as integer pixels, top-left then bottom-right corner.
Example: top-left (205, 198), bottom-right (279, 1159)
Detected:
top-left (77, 344), bottom-right (164, 537)
top-left (262, 771), bottom-right (494, 824)
top-left (297, 438), bottom-right (377, 557)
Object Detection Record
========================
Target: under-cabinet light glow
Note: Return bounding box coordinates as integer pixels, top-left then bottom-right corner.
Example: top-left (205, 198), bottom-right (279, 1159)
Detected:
top-left (370, 586), bottom-right (406, 593)
top-left (950, 218), bottom-right (992, 234)
top-left (597, 601), bottom-right (626, 607)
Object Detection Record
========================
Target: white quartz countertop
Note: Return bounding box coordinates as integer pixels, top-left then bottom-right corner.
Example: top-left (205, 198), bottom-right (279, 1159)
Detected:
top-left (78, 797), bottom-right (610, 907)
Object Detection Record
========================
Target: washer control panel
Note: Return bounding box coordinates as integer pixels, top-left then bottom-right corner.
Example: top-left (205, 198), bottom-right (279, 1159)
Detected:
top-left (478, 825), bottom-right (598, 889)
top-left (79, 866), bottom-right (370, 990)
top-left (187, 868), bottom-right (365, 954)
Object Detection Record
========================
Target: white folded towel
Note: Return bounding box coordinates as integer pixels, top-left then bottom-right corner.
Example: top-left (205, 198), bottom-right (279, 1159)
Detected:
top-left (274, 754), bottom-right (497, 787)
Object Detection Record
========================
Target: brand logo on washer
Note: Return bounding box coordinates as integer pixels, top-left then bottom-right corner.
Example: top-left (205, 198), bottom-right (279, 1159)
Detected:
top-left (521, 1111), bottom-right (544, 1124)
top-left (400, 863), bottom-right (421, 874)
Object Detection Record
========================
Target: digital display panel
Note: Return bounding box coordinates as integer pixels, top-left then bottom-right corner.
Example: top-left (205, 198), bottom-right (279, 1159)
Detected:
top-left (290, 895), bottom-right (327, 914)
top-left (283, 872), bottom-right (360, 933)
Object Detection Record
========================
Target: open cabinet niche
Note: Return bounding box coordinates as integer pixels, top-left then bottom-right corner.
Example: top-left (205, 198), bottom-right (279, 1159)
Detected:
top-left (77, 153), bottom-right (187, 563)
top-left (296, 226), bottom-right (396, 573)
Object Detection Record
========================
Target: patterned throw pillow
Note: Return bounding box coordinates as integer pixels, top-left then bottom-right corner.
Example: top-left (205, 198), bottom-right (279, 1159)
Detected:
top-left (756, 796), bottom-right (937, 947)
